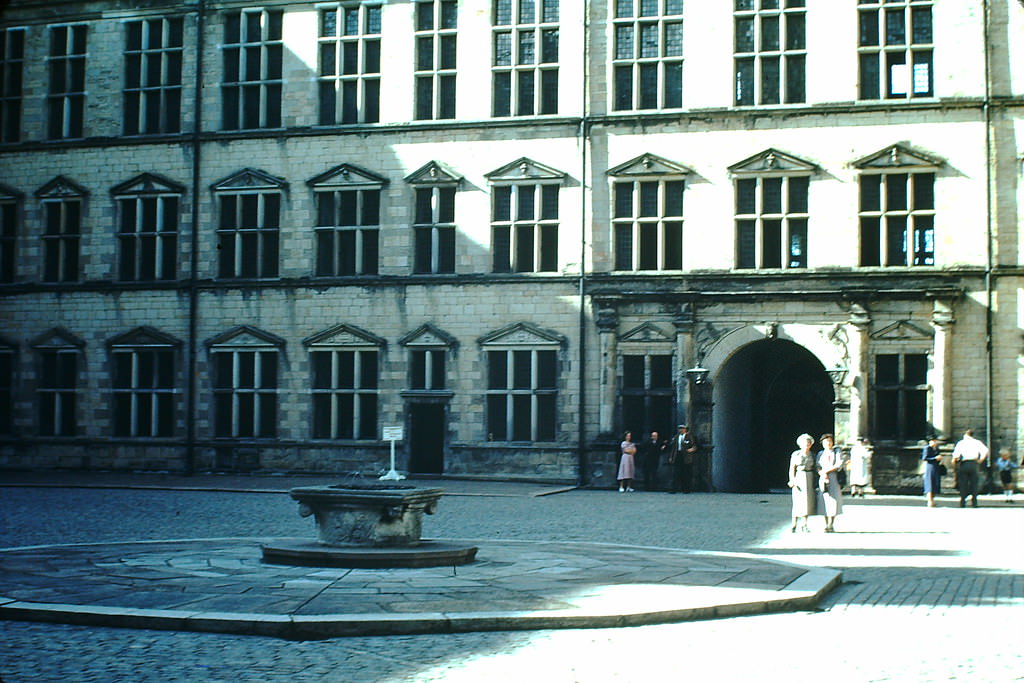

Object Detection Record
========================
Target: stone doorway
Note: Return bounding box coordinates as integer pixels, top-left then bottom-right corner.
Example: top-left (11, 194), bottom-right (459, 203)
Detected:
top-left (408, 403), bottom-right (446, 475)
top-left (712, 339), bottom-right (835, 492)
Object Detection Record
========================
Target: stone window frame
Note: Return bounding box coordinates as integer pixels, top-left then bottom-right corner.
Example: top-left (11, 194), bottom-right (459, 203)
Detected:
top-left (611, 0), bottom-right (683, 112)
top-left (304, 323), bottom-right (385, 441)
top-left (317, 2), bottom-right (382, 125)
top-left (123, 16), bottom-right (185, 136)
top-left (208, 326), bottom-right (283, 439)
top-left (0, 182), bottom-right (23, 283)
top-left (486, 157), bottom-right (566, 274)
top-left (211, 168), bottom-right (287, 280)
top-left (46, 23), bottom-right (87, 140)
top-left (400, 323), bottom-right (458, 392)
top-left (619, 327), bottom-right (676, 440)
top-left (857, 0), bottom-right (933, 101)
top-left (733, 0), bottom-right (806, 106)
top-left (406, 161), bottom-right (462, 275)
top-left (221, 7), bottom-right (284, 130)
top-left (108, 326), bottom-right (181, 438)
top-left (414, 0), bottom-right (458, 121)
top-left (35, 176), bottom-right (88, 284)
top-left (111, 173), bottom-right (185, 282)
top-left (307, 163), bottom-right (387, 278)
top-left (491, 0), bottom-right (560, 117)
top-left (31, 328), bottom-right (85, 438)
top-left (0, 27), bottom-right (26, 143)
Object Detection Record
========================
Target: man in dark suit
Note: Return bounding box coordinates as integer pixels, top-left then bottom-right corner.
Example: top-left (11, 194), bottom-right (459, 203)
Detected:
top-left (667, 424), bottom-right (697, 493)
top-left (638, 431), bottom-right (666, 491)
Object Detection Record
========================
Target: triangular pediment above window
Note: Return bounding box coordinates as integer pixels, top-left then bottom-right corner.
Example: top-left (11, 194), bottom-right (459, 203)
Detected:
top-left (405, 161), bottom-right (463, 186)
top-left (35, 176), bottom-right (89, 199)
top-left (108, 326), bottom-right (182, 349)
top-left (110, 173), bottom-right (186, 197)
top-left (210, 168), bottom-right (288, 192)
top-left (853, 144), bottom-right (943, 170)
top-left (607, 153), bottom-right (693, 177)
top-left (207, 325), bottom-right (286, 349)
top-left (485, 158), bottom-right (567, 183)
top-left (30, 327), bottom-right (85, 350)
top-left (728, 148), bottom-right (817, 176)
top-left (478, 322), bottom-right (566, 347)
top-left (307, 163), bottom-right (389, 190)
top-left (620, 322), bottom-right (673, 343)
top-left (0, 181), bottom-right (24, 201)
top-left (870, 320), bottom-right (934, 340)
top-left (304, 323), bottom-right (387, 348)
top-left (399, 323), bottom-right (458, 348)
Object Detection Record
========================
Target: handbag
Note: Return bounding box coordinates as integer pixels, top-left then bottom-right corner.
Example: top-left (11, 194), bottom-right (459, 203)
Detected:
top-left (937, 463), bottom-right (948, 476)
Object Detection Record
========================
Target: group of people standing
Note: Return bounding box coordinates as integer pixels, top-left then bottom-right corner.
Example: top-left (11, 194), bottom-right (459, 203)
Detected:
top-left (617, 425), bottom-right (697, 493)
top-left (788, 433), bottom-right (847, 533)
top-left (926, 429), bottom-right (1019, 507)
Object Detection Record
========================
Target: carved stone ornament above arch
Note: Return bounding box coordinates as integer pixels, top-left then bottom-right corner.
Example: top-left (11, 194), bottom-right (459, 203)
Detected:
top-left (304, 323), bottom-right (387, 349)
top-left (727, 148), bottom-right (818, 177)
top-left (478, 322), bottom-right (566, 347)
top-left (30, 327), bottom-right (86, 350)
top-left (619, 322), bottom-right (674, 344)
top-left (607, 153), bottom-right (693, 177)
top-left (35, 175), bottom-right (89, 199)
top-left (852, 143), bottom-right (944, 171)
top-left (870, 320), bottom-right (934, 341)
top-left (110, 172), bottom-right (186, 197)
top-left (210, 168), bottom-right (288, 193)
top-left (405, 160), bottom-right (463, 187)
top-left (207, 325), bottom-right (287, 350)
top-left (108, 326), bottom-right (182, 349)
top-left (399, 323), bottom-right (458, 349)
top-left (485, 157), bottom-right (567, 183)
top-left (307, 163), bottom-right (389, 190)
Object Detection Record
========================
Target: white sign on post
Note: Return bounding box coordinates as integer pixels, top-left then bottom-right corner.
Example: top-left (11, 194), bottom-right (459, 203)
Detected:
top-left (380, 425), bottom-right (406, 480)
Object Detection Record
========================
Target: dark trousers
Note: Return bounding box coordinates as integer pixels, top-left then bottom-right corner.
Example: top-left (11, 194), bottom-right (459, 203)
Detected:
top-left (671, 461), bottom-right (692, 493)
top-left (958, 459), bottom-right (980, 506)
top-left (642, 457), bottom-right (660, 490)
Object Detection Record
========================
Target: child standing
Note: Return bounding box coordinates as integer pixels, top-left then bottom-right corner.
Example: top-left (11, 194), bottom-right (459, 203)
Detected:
top-left (995, 449), bottom-right (1019, 503)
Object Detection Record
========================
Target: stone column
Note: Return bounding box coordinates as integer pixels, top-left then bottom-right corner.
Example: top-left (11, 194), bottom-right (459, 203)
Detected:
top-left (931, 300), bottom-right (955, 439)
top-left (847, 303), bottom-right (872, 441)
top-left (673, 304), bottom-right (695, 425)
top-left (596, 306), bottom-right (618, 435)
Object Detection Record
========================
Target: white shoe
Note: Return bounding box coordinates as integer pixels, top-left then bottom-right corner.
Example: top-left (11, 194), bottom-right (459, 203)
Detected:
top-left (619, 487), bottom-right (625, 493)
top-left (626, 487), bottom-right (635, 492)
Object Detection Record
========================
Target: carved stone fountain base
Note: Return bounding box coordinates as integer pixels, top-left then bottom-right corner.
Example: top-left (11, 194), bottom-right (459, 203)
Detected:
top-left (261, 539), bottom-right (478, 568)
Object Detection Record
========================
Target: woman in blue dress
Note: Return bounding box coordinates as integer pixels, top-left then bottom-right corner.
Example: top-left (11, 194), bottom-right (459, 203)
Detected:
top-left (922, 436), bottom-right (943, 507)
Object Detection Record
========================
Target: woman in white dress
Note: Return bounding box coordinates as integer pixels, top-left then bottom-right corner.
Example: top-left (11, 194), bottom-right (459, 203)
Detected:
top-left (848, 438), bottom-right (870, 497)
top-left (817, 433), bottom-right (844, 532)
top-left (788, 433), bottom-right (817, 532)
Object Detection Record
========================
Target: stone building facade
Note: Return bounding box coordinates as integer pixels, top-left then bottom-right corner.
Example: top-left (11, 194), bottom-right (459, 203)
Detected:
top-left (1, 0), bottom-right (1022, 491)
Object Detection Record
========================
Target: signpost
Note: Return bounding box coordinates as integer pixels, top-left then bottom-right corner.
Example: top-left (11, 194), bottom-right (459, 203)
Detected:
top-left (380, 425), bottom-right (405, 480)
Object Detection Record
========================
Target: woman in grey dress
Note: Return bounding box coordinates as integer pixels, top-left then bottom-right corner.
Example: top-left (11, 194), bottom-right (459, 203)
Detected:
top-left (788, 433), bottom-right (817, 532)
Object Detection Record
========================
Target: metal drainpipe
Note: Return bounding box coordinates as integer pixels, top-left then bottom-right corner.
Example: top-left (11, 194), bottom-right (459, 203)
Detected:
top-left (185, 1), bottom-right (206, 475)
top-left (576, 5), bottom-right (590, 487)
top-left (982, 0), bottom-right (995, 489)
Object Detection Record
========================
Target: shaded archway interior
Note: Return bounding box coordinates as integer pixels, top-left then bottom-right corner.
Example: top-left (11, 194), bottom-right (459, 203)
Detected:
top-left (713, 339), bottom-right (835, 492)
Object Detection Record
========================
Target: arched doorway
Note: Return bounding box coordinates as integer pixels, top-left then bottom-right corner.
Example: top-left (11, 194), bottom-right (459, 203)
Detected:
top-left (712, 339), bottom-right (835, 492)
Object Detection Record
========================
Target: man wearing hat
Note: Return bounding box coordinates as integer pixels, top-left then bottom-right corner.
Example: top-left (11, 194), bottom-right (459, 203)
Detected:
top-left (667, 424), bottom-right (698, 493)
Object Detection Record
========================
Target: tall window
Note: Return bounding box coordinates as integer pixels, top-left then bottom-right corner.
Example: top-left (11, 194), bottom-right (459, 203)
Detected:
top-left (0, 195), bottom-right (16, 283)
top-left (612, 0), bottom-right (683, 111)
top-left (47, 25), bottom-right (87, 139)
top-left (859, 172), bottom-right (934, 267)
top-left (222, 8), bottom-right (283, 130)
top-left (218, 191), bottom-right (280, 279)
top-left (311, 349), bottom-right (378, 439)
top-left (621, 354), bottom-right (674, 436)
top-left (414, 186), bottom-right (455, 274)
top-left (873, 352), bottom-right (928, 442)
top-left (858, 0), bottom-right (932, 100)
top-left (112, 346), bottom-right (176, 437)
top-left (734, 0), bottom-right (805, 106)
top-left (124, 18), bottom-right (184, 135)
top-left (213, 348), bottom-right (278, 438)
top-left (0, 28), bottom-right (25, 142)
top-left (735, 175), bottom-right (808, 269)
top-left (415, 0), bottom-right (457, 120)
top-left (493, 0), bottom-right (559, 117)
top-left (613, 179), bottom-right (683, 271)
top-left (319, 4), bottom-right (381, 125)
top-left (492, 183), bottom-right (558, 273)
top-left (409, 348), bottom-right (446, 390)
top-left (41, 197), bottom-right (82, 283)
top-left (116, 189), bottom-right (179, 282)
top-left (487, 349), bottom-right (557, 441)
top-left (38, 348), bottom-right (78, 436)
top-left (314, 187), bottom-right (380, 276)
top-left (0, 345), bottom-right (11, 435)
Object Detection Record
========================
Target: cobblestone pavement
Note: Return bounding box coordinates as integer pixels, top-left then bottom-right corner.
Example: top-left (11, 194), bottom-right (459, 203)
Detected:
top-left (1, 474), bottom-right (1022, 682)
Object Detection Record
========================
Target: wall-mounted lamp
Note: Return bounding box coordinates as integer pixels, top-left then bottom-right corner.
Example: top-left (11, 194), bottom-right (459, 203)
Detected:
top-left (687, 365), bottom-right (710, 385)
top-left (826, 364), bottom-right (848, 386)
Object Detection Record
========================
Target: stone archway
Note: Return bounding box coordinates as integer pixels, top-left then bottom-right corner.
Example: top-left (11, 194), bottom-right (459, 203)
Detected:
top-left (712, 339), bottom-right (835, 492)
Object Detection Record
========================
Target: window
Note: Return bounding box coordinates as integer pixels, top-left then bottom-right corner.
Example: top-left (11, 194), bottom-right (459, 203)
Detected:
top-left (0, 344), bottom-right (13, 435)
top-left (319, 4), bottom-right (381, 125)
top-left (613, 179), bottom-right (684, 271)
top-left (222, 8), bottom-right (283, 130)
top-left (415, 0), bottom-right (457, 120)
top-left (492, 183), bottom-right (558, 273)
top-left (41, 197), bottom-right (82, 283)
top-left (0, 191), bottom-right (18, 283)
top-left (858, 0), bottom-right (932, 100)
top-left (859, 171), bottom-right (934, 267)
top-left (735, 175), bottom-right (808, 269)
top-left (216, 182), bottom-right (282, 279)
top-left (213, 347), bottom-right (278, 438)
top-left (314, 187), bottom-right (379, 277)
top-left (112, 345), bottom-right (176, 437)
top-left (47, 25), bottom-right (87, 139)
top-left (38, 348), bottom-right (78, 436)
top-left (414, 186), bottom-right (455, 274)
top-left (492, 0), bottom-right (559, 117)
top-left (612, 0), bottom-right (683, 111)
top-left (0, 28), bottom-right (25, 142)
top-left (409, 348), bottom-right (446, 390)
top-left (124, 18), bottom-right (184, 135)
top-left (873, 352), bottom-right (928, 442)
top-left (734, 0), bottom-right (805, 106)
top-left (486, 349), bottom-right (557, 441)
top-left (621, 354), bottom-right (674, 436)
top-left (114, 175), bottom-right (182, 281)
top-left (311, 349), bottom-right (378, 439)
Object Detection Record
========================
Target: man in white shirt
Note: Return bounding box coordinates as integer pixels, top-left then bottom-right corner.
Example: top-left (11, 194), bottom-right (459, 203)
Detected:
top-left (952, 428), bottom-right (989, 508)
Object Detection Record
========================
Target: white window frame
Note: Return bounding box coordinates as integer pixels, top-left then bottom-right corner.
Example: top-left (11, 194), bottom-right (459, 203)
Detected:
top-left (857, 0), bottom-right (933, 101)
top-left (492, 0), bottom-right (560, 117)
top-left (733, 0), bottom-right (806, 106)
top-left (734, 174), bottom-right (809, 270)
top-left (318, 3), bottom-right (382, 125)
top-left (611, 0), bottom-right (683, 112)
top-left (221, 7), bottom-right (283, 130)
top-left (46, 24), bottom-right (87, 139)
top-left (612, 177), bottom-right (684, 272)
top-left (414, 0), bottom-right (457, 120)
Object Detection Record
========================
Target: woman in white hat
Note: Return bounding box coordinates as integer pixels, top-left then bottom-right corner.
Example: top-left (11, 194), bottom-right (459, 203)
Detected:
top-left (788, 433), bottom-right (817, 532)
